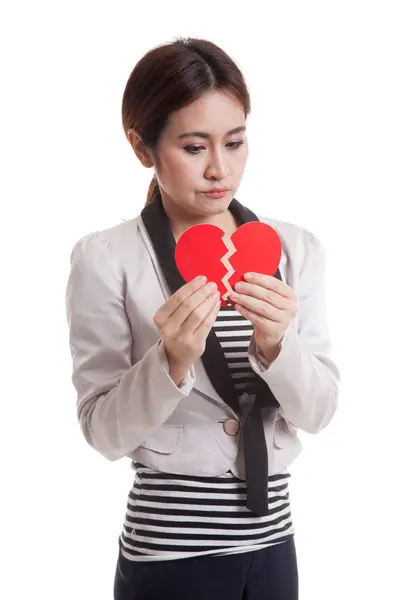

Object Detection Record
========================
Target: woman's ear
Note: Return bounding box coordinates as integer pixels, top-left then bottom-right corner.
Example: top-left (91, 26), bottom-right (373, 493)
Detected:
top-left (127, 129), bottom-right (154, 168)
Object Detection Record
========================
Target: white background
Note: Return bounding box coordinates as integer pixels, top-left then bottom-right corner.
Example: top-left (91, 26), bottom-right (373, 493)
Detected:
top-left (1, 1), bottom-right (399, 598)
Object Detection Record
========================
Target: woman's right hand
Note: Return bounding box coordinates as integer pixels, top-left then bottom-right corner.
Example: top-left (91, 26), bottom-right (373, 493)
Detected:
top-left (153, 275), bottom-right (221, 372)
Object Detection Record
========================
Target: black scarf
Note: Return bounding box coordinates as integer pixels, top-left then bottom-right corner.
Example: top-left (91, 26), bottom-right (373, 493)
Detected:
top-left (141, 191), bottom-right (281, 515)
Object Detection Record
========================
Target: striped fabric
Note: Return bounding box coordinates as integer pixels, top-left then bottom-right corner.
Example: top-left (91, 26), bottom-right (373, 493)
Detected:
top-left (119, 305), bottom-right (294, 562)
top-left (213, 304), bottom-right (258, 393)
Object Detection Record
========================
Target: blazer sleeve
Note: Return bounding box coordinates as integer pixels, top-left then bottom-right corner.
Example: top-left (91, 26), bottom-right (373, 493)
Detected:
top-left (248, 228), bottom-right (340, 433)
top-left (65, 233), bottom-right (196, 461)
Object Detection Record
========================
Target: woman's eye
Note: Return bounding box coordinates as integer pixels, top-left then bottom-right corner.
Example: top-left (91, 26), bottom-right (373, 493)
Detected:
top-left (227, 140), bottom-right (245, 149)
top-left (184, 140), bottom-right (245, 154)
top-left (184, 146), bottom-right (204, 154)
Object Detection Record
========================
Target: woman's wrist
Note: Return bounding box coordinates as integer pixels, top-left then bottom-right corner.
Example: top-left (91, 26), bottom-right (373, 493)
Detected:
top-left (165, 349), bottom-right (190, 387)
top-left (169, 362), bottom-right (190, 387)
top-left (256, 338), bottom-right (283, 365)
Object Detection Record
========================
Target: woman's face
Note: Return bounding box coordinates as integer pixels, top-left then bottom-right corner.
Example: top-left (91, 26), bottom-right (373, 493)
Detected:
top-left (151, 90), bottom-right (249, 220)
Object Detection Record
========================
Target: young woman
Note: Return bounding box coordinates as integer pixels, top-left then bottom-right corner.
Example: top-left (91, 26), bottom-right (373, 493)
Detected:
top-left (66, 37), bottom-right (340, 600)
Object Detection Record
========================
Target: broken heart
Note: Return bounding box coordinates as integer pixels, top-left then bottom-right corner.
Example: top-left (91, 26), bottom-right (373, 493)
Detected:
top-left (175, 221), bottom-right (282, 307)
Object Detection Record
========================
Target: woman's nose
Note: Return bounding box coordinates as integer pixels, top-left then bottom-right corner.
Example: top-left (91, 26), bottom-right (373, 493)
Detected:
top-left (205, 151), bottom-right (229, 179)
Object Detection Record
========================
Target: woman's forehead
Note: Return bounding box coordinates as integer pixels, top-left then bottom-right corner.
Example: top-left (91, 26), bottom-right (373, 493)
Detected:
top-left (166, 91), bottom-right (246, 138)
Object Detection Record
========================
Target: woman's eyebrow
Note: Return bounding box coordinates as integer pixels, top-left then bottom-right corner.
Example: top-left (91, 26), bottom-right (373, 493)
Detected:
top-left (177, 125), bottom-right (246, 139)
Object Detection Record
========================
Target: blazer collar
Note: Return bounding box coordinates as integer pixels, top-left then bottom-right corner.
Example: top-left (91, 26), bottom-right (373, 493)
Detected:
top-left (140, 191), bottom-right (280, 415)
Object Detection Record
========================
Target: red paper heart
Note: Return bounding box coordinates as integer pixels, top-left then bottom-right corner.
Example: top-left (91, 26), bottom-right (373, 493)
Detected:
top-left (175, 221), bottom-right (282, 307)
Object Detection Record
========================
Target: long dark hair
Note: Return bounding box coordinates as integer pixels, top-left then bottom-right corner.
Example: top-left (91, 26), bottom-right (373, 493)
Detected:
top-left (121, 37), bottom-right (251, 205)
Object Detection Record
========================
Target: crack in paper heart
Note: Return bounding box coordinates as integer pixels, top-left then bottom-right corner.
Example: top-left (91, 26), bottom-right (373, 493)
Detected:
top-left (220, 233), bottom-right (237, 301)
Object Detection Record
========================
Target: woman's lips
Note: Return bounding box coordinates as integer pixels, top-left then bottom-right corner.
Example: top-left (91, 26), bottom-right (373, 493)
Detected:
top-left (201, 190), bottom-right (229, 198)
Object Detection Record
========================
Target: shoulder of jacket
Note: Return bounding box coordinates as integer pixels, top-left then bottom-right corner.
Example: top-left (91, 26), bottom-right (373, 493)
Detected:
top-left (69, 217), bottom-right (140, 264)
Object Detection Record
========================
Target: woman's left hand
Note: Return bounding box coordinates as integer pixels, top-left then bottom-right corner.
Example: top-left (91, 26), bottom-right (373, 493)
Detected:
top-left (229, 272), bottom-right (298, 362)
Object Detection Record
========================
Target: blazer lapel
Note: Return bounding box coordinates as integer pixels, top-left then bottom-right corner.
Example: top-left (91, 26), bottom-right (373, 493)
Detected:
top-left (140, 191), bottom-right (280, 416)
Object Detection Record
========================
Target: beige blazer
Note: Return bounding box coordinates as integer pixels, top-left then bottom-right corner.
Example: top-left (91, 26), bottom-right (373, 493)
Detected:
top-left (65, 196), bottom-right (340, 480)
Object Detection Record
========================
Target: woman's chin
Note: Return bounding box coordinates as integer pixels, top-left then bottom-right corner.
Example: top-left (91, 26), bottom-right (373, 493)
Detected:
top-left (197, 194), bottom-right (232, 212)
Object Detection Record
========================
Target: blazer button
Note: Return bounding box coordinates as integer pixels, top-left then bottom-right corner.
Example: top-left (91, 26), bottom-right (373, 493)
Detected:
top-left (223, 418), bottom-right (240, 436)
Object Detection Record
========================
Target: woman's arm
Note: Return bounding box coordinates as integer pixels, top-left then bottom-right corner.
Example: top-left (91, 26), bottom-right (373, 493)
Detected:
top-left (248, 228), bottom-right (340, 433)
top-left (65, 233), bottom-right (196, 461)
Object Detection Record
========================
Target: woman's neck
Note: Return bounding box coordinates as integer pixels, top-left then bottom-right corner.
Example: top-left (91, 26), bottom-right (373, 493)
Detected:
top-left (167, 206), bottom-right (240, 243)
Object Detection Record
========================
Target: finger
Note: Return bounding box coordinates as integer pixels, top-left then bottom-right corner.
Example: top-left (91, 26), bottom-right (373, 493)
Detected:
top-left (154, 276), bottom-right (208, 326)
top-left (170, 283), bottom-right (219, 331)
top-left (194, 295), bottom-right (221, 334)
top-left (244, 273), bottom-right (294, 299)
top-left (232, 282), bottom-right (287, 309)
top-left (231, 293), bottom-right (283, 323)
top-left (181, 292), bottom-right (220, 335)
top-left (235, 304), bottom-right (283, 333)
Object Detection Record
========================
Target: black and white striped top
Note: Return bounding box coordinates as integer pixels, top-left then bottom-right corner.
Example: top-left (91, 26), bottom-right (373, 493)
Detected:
top-left (119, 305), bottom-right (294, 562)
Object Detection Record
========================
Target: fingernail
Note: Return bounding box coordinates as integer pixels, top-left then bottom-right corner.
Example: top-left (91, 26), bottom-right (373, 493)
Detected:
top-left (244, 273), bottom-right (254, 280)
